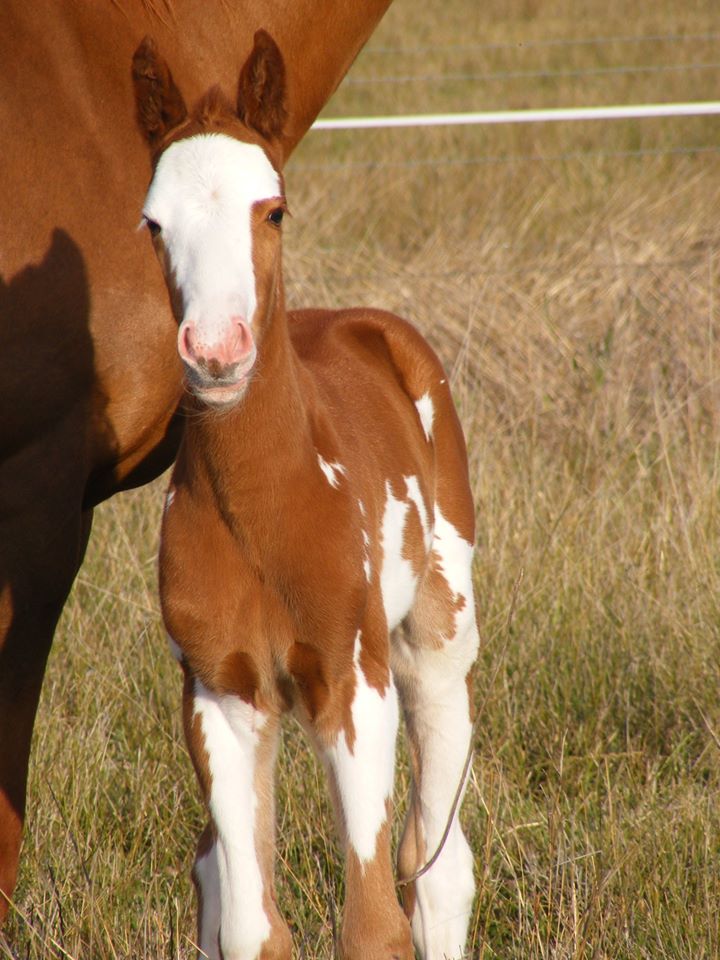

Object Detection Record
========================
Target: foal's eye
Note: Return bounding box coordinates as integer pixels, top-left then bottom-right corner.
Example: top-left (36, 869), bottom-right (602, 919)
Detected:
top-left (268, 207), bottom-right (284, 227)
top-left (145, 218), bottom-right (162, 238)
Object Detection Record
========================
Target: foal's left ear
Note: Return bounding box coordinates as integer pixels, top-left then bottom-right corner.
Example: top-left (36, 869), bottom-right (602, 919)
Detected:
top-left (132, 36), bottom-right (188, 149)
top-left (237, 29), bottom-right (288, 142)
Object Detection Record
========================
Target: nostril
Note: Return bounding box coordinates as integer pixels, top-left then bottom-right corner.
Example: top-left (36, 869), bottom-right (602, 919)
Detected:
top-left (230, 317), bottom-right (253, 357)
top-left (178, 323), bottom-right (196, 363)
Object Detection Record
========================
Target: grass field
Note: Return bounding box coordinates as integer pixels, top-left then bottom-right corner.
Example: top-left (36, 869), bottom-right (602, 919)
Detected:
top-left (4, 1), bottom-right (720, 957)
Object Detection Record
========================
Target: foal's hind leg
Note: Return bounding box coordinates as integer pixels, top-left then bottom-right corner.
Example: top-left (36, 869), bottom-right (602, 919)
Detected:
top-left (183, 672), bottom-right (291, 960)
top-left (393, 518), bottom-right (479, 960)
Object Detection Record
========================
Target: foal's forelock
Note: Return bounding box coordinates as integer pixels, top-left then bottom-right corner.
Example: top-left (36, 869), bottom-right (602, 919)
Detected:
top-left (143, 133), bottom-right (282, 327)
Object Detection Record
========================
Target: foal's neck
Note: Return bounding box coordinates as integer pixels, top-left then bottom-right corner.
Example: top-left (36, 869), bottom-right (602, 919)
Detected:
top-left (181, 291), bottom-right (314, 505)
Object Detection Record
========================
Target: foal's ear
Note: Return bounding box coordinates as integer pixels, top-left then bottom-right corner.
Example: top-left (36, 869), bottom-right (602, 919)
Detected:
top-left (236, 29), bottom-right (288, 142)
top-left (132, 36), bottom-right (188, 148)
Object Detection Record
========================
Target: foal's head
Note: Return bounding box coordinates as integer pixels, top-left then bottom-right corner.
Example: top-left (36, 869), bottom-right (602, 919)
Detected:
top-left (133, 31), bottom-right (289, 408)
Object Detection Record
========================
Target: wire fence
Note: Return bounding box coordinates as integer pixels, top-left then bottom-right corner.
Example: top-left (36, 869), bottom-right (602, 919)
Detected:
top-left (293, 143), bottom-right (720, 172)
top-left (345, 62), bottom-right (720, 87)
top-left (326, 257), bottom-right (710, 284)
top-left (297, 29), bottom-right (720, 291)
top-left (362, 31), bottom-right (720, 55)
top-left (314, 29), bottom-right (720, 131)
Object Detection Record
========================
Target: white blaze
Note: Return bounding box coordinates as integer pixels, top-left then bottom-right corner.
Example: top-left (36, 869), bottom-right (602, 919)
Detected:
top-left (143, 133), bottom-right (281, 336)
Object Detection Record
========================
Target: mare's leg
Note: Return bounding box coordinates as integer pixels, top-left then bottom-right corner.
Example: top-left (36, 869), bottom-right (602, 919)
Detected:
top-left (301, 635), bottom-right (414, 960)
top-left (183, 672), bottom-right (291, 960)
top-left (0, 506), bottom-right (92, 921)
top-left (393, 531), bottom-right (479, 960)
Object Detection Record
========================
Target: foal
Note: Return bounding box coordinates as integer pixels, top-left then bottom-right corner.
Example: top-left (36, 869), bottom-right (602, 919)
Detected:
top-left (133, 31), bottom-right (479, 960)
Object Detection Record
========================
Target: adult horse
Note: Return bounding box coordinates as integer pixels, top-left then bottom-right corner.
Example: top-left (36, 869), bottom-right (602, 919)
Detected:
top-left (0, 0), bottom-right (391, 922)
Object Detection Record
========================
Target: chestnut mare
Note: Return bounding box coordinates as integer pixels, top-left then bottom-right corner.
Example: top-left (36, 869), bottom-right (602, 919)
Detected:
top-left (0, 0), bottom-right (391, 925)
top-left (134, 30), bottom-right (479, 960)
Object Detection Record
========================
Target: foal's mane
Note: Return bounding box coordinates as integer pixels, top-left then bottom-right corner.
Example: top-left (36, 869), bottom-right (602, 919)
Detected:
top-left (195, 85), bottom-right (236, 127)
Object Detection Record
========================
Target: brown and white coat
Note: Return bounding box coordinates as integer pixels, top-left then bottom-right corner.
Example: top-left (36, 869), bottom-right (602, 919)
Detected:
top-left (134, 31), bottom-right (479, 960)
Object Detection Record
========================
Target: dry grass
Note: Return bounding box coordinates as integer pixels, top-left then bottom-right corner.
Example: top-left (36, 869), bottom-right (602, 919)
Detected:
top-left (5, 0), bottom-right (720, 957)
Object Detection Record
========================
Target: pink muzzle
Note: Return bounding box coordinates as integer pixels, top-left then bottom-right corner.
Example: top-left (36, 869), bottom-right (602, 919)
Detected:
top-left (178, 316), bottom-right (256, 383)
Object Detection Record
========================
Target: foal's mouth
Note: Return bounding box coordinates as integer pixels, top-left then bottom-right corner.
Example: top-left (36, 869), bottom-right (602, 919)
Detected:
top-left (184, 368), bottom-right (252, 408)
top-left (181, 346), bottom-right (258, 407)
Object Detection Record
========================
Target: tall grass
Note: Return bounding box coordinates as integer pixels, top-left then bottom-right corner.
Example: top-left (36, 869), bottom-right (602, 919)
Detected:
top-left (4, 1), bottom-right (720, 957)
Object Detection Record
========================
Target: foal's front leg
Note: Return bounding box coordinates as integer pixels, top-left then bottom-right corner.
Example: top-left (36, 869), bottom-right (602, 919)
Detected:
top-left (183, 673), bottom-right (291, 960)
top-left (314, 638), bottom-right (414, 960)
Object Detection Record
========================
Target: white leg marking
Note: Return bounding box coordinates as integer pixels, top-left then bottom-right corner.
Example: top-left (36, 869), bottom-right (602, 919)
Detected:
top-left (194, 838), bottom-right (222, 960)
top-left (193, 681), bottom-right (271, 960)
top-left (396, 509), bottom-right (479, 960)
top-left (325, 633), bottom-right (398, 863)
top-left (407, 655), bottom-right (475, 960)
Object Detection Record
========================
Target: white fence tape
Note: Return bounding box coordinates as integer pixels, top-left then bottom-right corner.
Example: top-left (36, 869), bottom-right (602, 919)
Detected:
top-left (312, 101), bottom-right (720, 131)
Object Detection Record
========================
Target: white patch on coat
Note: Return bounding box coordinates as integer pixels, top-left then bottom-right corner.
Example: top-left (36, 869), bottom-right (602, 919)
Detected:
top-left (317, 453), bottom-right (347, 489)
top-left (143, 134), bottom-right (281, 342)
top-left (432, 506), bottom-right (477, 642)
top-left (324, 632), bottom-right (398, 864)
top-left (359, 499), bottom-right (373, 583)
top-left (192, 680), bottom-right (271, 960)
top-left (164, 486), bottom-right (176, 514)
top-left (380, 480), bottom-right (418, 630)
top-left (404, 475), bottom-right (433, 554)
top-left (361, 527), bottom-right (372, 583)
top-left (415, 392), bottom-right (435, 442)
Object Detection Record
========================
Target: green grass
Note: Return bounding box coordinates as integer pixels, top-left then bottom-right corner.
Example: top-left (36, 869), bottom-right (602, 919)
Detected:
top-left (5, 0), bottom-right (720, 957)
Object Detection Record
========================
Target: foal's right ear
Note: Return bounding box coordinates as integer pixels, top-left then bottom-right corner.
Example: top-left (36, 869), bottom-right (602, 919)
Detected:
top-left (236, 29), bottom-right (288, 143)
top-left (132, 36), bottom-right (188, 148)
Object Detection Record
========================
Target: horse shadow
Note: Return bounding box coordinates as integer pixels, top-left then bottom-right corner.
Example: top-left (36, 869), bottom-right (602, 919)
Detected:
top-left (0, 228), bottom-right (113, 908)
